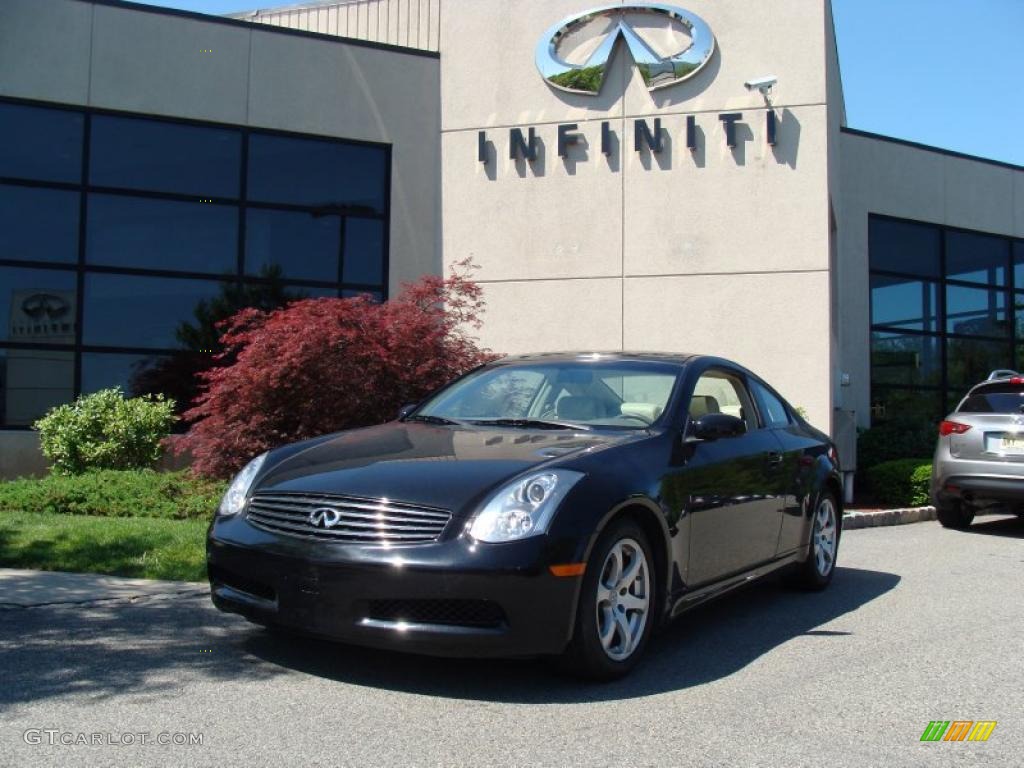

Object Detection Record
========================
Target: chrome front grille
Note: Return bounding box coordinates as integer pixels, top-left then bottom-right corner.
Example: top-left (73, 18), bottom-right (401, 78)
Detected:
top-left (246, 492), bottom-right (452, 544)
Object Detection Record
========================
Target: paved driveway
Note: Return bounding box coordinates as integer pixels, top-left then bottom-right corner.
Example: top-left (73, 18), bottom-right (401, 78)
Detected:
top-left (1, 517), bottom-right (1022, 768)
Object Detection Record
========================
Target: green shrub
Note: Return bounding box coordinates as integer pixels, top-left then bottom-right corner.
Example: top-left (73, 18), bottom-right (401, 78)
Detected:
top-left (0, 469), bottom-right (225, 520)
top-left (857, 419), bottom-right (936, 471)
top-left (866, 459), bottom-right (933, 507)
top-left (34, 387), bottom-right (177, 475)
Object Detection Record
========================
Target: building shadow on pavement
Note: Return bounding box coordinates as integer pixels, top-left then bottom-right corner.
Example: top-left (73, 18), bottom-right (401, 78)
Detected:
top-left (0, 592), bottom-right (285, 712)
top-left (242, 565), bottom-right (900, 703)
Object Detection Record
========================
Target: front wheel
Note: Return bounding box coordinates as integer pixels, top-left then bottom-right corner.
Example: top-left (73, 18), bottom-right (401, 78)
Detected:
top-left (561, 519), bottom-right (656, 680)
top-left (786, 490), bottom-right (841, 590)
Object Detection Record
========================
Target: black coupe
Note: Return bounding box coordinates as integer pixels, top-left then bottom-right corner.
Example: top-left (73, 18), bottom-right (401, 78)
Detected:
top-left (208, 352), bottom-right (842, 679)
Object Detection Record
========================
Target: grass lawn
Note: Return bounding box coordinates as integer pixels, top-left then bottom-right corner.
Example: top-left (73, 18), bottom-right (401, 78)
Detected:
top-left (0, 511), bottom-right (208, 582)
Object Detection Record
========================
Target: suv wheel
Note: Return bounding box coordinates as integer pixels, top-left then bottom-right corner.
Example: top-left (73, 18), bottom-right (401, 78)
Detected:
top-left (936, 500), bottom-right (974, 529)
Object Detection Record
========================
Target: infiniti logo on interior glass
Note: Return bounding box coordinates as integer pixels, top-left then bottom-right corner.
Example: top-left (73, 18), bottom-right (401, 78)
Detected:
top-left (308, 507), bottom-right (342, 529)
top-left (535, 3), bottom-right (715, 95)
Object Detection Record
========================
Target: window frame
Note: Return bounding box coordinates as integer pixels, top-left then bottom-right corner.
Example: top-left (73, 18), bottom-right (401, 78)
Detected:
top-left (685, 367), bottom-right (760, 432)
top-left (0, 95), bottom-right (393, 429)
top-left (868, 213), bottom-right (1024, 425)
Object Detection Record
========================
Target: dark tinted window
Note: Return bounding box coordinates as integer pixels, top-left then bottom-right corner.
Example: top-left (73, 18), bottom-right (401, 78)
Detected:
top-left (0, 347), bottom-right (75, 426)
top-left (945, 284), bottom-right (1008, 337)
top-left (89, 115), bottom-right (241, 198)
top-left (0, 100), bottom-right (389, 426)
top-left (83, 274), bottom-right (227, 349)
top-left (869, 217), bottom-right (940, 277)
top-left (870, 274), bottom-right (939, 331)
top-left (946, 231), bottom-right (1009, 286)
top-left (0, 184), bottom-right (79, 263)
top-left (1015, 241), bottom-right (1024, 289)
top-left (752, 381), bottom-right (790, 427)
top-left (870, 332), bottom-right (942, 387)
top-left (245, 208), bottom-right (340, 282)
top-left (80, 351), bottom-right (173, 397)
top-left (86, 194), bottom-right (238, 274)
top-left (342, 288), bottom-right (383, 302)
top-left (870, 386), bottom-right (943, 423)
top-left (946, 339), bottom-right (1012, 388)
top-left (247, 133), bottom-right (387, 212)
top-left (344, 218), bottom-right (385, 285)
top-left (1, 267), bottom-right (78, 344)
top-left (958, 385), bottom-right (1024, 414)
top-left (0, 102), bottom-right (83, 183)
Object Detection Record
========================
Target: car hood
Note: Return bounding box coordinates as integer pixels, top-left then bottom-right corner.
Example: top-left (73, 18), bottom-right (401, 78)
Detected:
top-left (253, 421), bottom-right (636, 514)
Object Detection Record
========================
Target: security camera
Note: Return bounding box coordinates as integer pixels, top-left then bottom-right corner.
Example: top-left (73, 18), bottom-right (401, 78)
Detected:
top-left (744, 75), bottom-right (778, 95)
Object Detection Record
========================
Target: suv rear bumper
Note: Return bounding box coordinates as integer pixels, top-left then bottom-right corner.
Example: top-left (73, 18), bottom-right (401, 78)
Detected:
top-left (932, 474), bottom-right (1024, 508)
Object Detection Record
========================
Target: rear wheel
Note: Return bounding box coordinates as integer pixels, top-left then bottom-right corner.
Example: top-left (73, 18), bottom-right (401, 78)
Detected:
top-left (787, 490), bottom-right (840, 590)
top-left (936, 500), bottom-right (974, 529)
top-left (561, 519), bottom-right (656, 680)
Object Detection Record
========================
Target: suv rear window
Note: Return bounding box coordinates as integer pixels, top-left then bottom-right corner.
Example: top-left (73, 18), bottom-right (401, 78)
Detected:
top-left (958, 385), bottom-right (1024, 414)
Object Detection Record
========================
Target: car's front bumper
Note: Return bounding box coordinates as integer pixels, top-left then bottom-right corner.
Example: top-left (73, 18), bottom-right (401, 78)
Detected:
top-left (206, 514), bottom-right (582, 658)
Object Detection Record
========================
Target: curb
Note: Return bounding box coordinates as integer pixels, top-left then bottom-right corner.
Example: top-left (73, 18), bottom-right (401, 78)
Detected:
top-left (842, 506), bottom-right (937, 530)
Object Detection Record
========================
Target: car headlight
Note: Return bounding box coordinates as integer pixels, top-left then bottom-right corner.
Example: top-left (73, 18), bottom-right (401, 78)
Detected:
top-left (468, 469), bottom-right (585, 543)
top-left (217, 452), bottom-right (268, 517)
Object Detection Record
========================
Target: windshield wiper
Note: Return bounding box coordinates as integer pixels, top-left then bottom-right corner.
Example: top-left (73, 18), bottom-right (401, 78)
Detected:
top-left (403, 414), bottom-right (466, 426)
top-left (465, 418), bottom-right (592, 431)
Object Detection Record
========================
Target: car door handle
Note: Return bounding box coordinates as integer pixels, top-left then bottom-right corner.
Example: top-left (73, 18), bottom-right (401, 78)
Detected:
top-left (765, 451), bottom-right (783, 468)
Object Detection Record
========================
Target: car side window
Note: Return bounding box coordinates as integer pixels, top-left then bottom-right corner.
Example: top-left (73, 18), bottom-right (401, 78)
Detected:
top-left (751, 381), bottom-right (791, 428)
top-left (689, 370), bottom-right (757, 431)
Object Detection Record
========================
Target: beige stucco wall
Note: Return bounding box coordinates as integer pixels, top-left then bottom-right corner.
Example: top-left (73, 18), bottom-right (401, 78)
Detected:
top-left (837, 132), bottom-right (1024, 428)
top-left (440, 0), bottom-right (834, 428)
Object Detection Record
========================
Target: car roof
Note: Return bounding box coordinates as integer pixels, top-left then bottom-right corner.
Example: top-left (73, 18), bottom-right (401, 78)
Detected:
top-left (495, 351), bottom-right (699, 366)
top-left (968, 370), bottom-right (1024, 394)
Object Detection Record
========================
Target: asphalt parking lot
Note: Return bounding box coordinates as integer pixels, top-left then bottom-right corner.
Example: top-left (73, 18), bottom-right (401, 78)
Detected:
top-left (1, 516), bottom-right (1022, 768)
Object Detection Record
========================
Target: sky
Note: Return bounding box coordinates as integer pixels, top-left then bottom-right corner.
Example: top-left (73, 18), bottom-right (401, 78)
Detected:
top-left (130, 0), bottom-right (1024, 167)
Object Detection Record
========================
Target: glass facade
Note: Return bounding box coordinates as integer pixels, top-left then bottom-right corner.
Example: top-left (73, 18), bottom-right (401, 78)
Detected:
top-left (869, 215), bottom-right (1023, 424)
top-left (0, 98), bottom-right (390, 427)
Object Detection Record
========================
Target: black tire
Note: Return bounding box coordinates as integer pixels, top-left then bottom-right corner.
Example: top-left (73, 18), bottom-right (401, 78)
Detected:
top-left (786, 489), bottom-right (841, 591)
top-left (560, 518), bottom-right (657, 681)
top-left (936, 500), bottom-right (974, 529)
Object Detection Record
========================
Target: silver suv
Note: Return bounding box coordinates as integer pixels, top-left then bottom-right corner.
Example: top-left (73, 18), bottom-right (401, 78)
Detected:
top-left (931, 370), bottom-right (1024, 528)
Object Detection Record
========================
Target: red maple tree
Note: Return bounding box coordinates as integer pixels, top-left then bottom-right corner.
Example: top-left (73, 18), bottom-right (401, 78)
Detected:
top-left (175, 261), bottom-right (496, 477)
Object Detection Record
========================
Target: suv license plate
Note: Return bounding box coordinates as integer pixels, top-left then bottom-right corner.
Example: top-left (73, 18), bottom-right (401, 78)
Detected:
top-left (998, 435), bottom-right (1024, 452)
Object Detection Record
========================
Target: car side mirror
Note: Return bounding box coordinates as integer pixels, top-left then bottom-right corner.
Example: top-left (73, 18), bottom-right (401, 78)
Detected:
top-left (397, 403), bottom-right (418, 420)
top-left (688, 413), bottom-right (747, 442)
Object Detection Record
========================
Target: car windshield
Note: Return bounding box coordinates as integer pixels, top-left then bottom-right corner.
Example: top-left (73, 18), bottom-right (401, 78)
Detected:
top-left (413, 361), bottom-right (680, 429)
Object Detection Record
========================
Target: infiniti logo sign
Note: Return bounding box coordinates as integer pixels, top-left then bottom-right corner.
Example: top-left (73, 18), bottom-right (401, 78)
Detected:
top-left (308, 507), bottom-right (342, 529)
top-left (536, 3), bottom-right (715, 95)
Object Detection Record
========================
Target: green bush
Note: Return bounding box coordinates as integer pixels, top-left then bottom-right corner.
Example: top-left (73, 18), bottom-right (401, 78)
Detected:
top-left (34, 387), bottom-right (177, 475)
top-left (0, 469), bottom-right (226, 520)
top-left (866, 459), bottom-right (933, 507)
top-left (857, 419), bottom-right (936, 471)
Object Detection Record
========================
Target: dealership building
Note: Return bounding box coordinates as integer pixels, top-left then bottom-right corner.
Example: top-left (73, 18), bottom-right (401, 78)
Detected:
top-left (1, 0), bottom-right (1023, 478)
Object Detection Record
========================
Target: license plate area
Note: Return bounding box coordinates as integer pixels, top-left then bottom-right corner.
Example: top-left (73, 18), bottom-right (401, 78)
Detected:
top-left (985, 432), bottom-right (1024, 454)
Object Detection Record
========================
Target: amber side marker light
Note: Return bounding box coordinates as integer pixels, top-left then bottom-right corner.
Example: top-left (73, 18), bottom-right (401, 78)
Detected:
top-left (549, 563), bottom-right (586, 577)
top-left (939, 421), bottom-right (971, 436)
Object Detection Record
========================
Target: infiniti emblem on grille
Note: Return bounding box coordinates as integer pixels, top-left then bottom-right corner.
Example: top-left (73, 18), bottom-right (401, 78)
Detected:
top-left (308, 507), bottom-right (342, 528)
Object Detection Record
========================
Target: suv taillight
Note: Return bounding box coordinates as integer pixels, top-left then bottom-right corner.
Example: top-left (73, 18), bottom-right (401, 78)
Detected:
top-left (939, 420), bottom-right (971, 436)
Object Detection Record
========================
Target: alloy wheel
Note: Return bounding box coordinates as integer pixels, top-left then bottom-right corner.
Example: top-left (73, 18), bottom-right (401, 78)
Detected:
top-left (595, 538), bottom-right (650, 661)
top-left (813, 496), bottom-right (838, 577)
